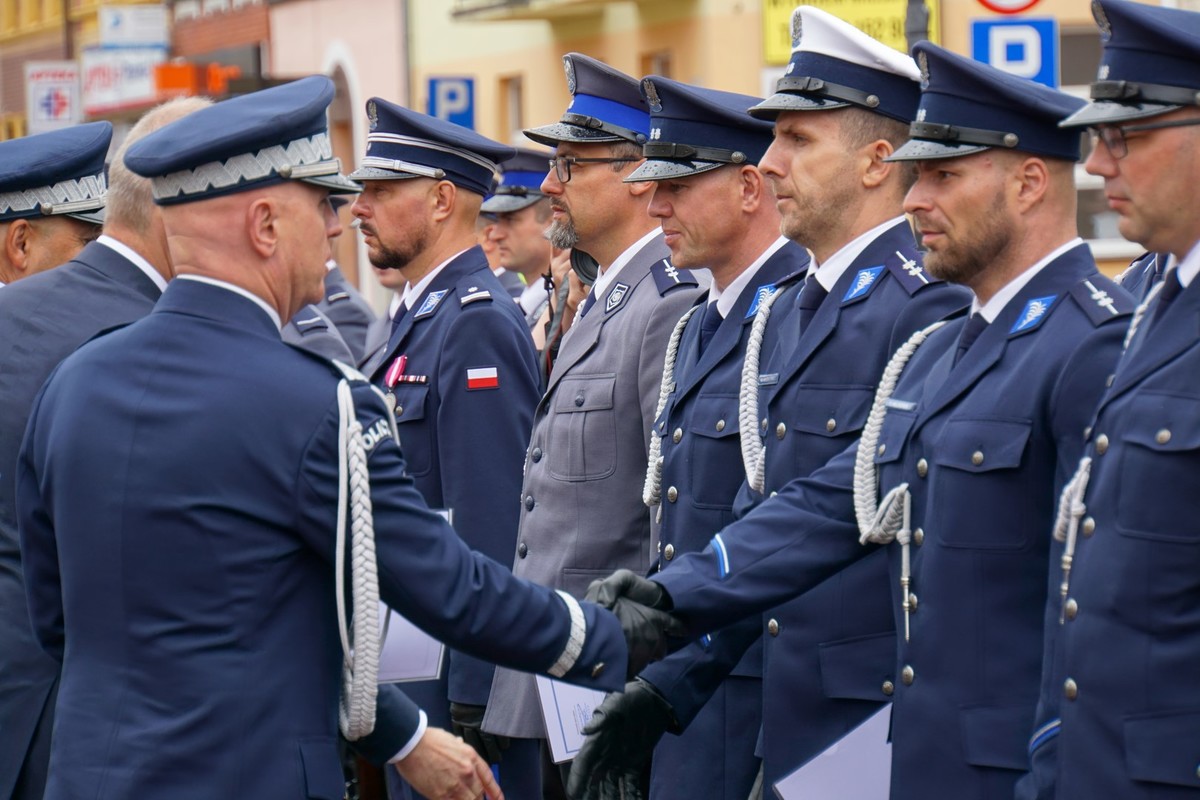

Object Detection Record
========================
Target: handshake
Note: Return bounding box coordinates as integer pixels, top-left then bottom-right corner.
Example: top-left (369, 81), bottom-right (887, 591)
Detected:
top-left (586, 569), bottom-right (685, 679)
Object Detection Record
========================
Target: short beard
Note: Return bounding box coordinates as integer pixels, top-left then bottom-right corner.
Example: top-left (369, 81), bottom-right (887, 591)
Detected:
top-left (367, 225), bottom-right (429, 272)
top-left (922, 193), bottom-right (1011, 287)
top-left (545, 211), bottom-right (579, 250)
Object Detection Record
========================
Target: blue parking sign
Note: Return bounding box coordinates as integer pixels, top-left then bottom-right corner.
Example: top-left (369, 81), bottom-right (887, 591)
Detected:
top-left (427, 77), bottom-right (475, 130)
top-left (971, 18), bottom-right (1059, 88)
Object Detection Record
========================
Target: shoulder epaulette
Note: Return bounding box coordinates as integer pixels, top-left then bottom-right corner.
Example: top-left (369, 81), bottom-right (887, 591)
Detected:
top-left (651, 258), bottom-right (700, 296)
top-left (291, 306), bottom-right (332, 336)
top-left (884, 249), bottom-right (940, 296)
top-left (1068, 275), bottom-right (1136, 326)
top-left (458, 280), bottom-right (494, 307)
top-left (326, 289), bottom-right (351, 304)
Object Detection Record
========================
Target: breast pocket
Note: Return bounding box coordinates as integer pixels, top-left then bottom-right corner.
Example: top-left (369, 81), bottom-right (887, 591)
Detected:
top-left (783, 386), bottom-right (876, 472)
top-left (931, 417), bottom-right (1033, 550)
top-left (548, 375), bottom-right (617, 482)
top-left (686, 394), bottom-right (741, 509)
top-left (1124, 709), bottom-right (1200, 788)
top-left (1116, 393), bottom-right (1200, 543)
top-left (390, 384), bottom-right (432, 477)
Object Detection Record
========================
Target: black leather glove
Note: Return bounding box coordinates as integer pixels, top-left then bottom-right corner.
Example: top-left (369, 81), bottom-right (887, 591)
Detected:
top-left (566, 678), bottom-right (677, 800)
top-left (449, 702), bottom-right (509, 765)
top-left (586, 569), bottom-right (684, 678)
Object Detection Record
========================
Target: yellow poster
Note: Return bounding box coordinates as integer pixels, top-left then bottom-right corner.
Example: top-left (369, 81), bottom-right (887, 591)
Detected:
top-left (763, 0), bottom-right (942, 65)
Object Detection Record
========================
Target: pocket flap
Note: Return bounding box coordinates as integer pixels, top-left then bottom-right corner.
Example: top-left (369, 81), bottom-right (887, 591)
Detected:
top-left (818, 632), bottom-right (896, 700)
top-left (687, 394), bottom-right (740, 439)
top-left (959, 704), bottom-right (1034, 771)
top-left (1124, 709), bottom-right (1200, 787)
top-left (874, 410), bottom-right (917, 465)
top-left (298, 737), bottom-right (346, 799)
top-left (390, 384), bottom-right (429, 423)
top-left (554, 376), bottom-right (616, 413)
top-left (1121, 393), bottom-right (1200, 452)
top-left (788, 386), bottom-right (875, 438)
top-left (934, 418), bottom-right (1032, 473)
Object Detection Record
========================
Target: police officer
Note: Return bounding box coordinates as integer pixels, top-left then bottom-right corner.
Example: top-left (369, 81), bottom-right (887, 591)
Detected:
top-left (482, 148), bottom-right (559, 336)
top-left (570, 76), bottom-right (810, 800)
top-left (482, 52), bottom-right (706, 796)
top-left (316, 196), bottom-right (377, 363)
top-left (17, 75), bottom-right (678, 800)
top-left (587, 40), bottom-right (1135, 800)
top-left (0, 122), bottom-right (109, 287)
top-left (1033, 1), bottom-right (1200, 796)
top-left (0, 100), bottom-right (209, 800)
top-left (348, 98), bottom-right (545, 800)
top-left (571, 11), bottom-right (969, 797)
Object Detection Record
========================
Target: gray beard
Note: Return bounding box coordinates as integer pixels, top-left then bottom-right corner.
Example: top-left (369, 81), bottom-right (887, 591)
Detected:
top-left (546, 216), bottom-right (579, 250)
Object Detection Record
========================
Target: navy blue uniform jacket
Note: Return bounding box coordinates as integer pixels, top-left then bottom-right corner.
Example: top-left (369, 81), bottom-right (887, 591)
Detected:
top-left (652, 244), bottom-right (1131, 799)
top-left (18, 278), bottom-right (624, 800)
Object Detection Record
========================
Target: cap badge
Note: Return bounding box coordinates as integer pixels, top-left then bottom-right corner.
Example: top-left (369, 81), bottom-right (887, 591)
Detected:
top-left (1092, 0), bottom-right (1112, 40)
top-left (642, 78), bottom-right (663, 113)
top-left (367, 101), bottom-right (379, 131)
top-left (791, 9), bottom-right (804, 48)
top-left (564, 57), bottom-right (577, 94)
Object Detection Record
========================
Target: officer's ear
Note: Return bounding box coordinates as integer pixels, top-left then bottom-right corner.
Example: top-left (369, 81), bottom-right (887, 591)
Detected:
top-left (246, 196), bottom-right (280, 258)
top-left (4, 219), bottom-right (33, 273)
top-left (739, 165), bottom-right (767, 213)
top-left (1013, 156), bottom-right (1051, 214)
top-left (860, 138), bottom-right (895, 190)
top-left (431, 180), bottom-right (457, 222)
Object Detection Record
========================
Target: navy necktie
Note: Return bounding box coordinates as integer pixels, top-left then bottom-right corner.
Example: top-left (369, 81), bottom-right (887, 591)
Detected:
top-left (953, 313), bottom-right (988, 366)
top-left (697, 301), bottom-right (722, 354)
top-left (578, 285), bottom-right (598, 319)
top-left (1150, 268), bottom-right (1184, 328)
top-left (797, 273), bottom-right (828, 334)
top-left (390, 301), bottom-right (408, 338)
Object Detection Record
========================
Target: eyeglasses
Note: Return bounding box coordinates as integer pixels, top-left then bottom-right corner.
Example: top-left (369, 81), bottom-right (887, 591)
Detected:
top-left (1089, 116), bottom-right (1200, 160)
top-left (548, 154), bottom-right (638, 184)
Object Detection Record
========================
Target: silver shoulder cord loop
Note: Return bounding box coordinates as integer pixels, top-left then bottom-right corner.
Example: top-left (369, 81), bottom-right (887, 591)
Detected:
top-left (644, 305), bottom-right (702, 507)
top-left (332, 364), bottom-right (397, 740)
top-left (853, 320), bottom-right (948, 642)
top-left (1053, 279), bottom-right (1163, 622)
top-left (738, 289), bottom-right (784, 492)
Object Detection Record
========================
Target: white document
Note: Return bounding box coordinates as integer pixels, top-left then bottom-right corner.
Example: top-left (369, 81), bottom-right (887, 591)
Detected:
top-left (377, 604), bottom-right (445, 683)
top-left (376, 507), bottom-right (449, 683)
top-left (773, 704), bottom-right (892, 800)
top-left (535, 675), bottom-right (609, 763)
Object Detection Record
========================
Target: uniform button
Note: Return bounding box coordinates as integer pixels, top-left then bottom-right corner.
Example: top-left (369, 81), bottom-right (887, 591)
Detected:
top-left (916, 458), bottom-right (929, 478)
top-left (716, 419), bottom-right (726, 432)
top-left (901, 665), bottom-right (915, 685)
top-left (395, 405), bottom-right (404, 416)
top-left (826, 418), bottom-right (837, 433)
top-left (1195, 764), bottom-right (1200, 780)
top-left (907, 593), bottom-right (919, 613)
top-left (760, 417), bottom-right (768, 433)
top-left (591, 662), bottom-right (605, 678)
top-left (1095, 434), bottom-right (1109, 455)
top-left (664, 544), bottom-right (675, 561)
top-left (574, 394), bottom-right (585, 407)
top-left (767, 618), bottom-right (780, 636)
top-left (881, 680), bottom-right (895, 696)
top-left (1082, 517), bottom-right (1096, 536)
top-left (666, 486), bottom-right (679, 503)
top-left (524, 495), bottom-right (535, 511)
top-left (776, 422), bottom-right (787, 439)
top-left (878, 443), bottom-right (886, 456)
top-left (518, 542), bottom-right (528, 558)
top-left (672, 427), bottom-right (683, 443)
top-left (1063, 677), bottom-right (1078, 700)
top-left (913, 527), bottom-right (925, 546)
top-left (971, 450), bottom-right (984, 466)
top-left (531, 447), bottom-right (543, 463)
top-left (1156, 428), bottom-right (1172, 445)
top-left (1065, 598), bottom-right (1078, 620)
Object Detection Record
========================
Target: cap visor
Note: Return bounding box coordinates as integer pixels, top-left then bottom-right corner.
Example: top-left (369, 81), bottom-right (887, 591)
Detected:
top-left (302, 173), bottom-right (362, 194)
top-left (480, 194), bottom-right (543, 213)
top-left (886, 139), bottom-right (989, 162)
top-left (748, 93), bottom-right (850, 120)
top-left (523, 121), bottom-right (627, 148)
top-left (625, 159), bottom-right (725, 182)
top-left (64, 207), bottom-right (106, 225)
top-left (347, 166), bottom-right (425, 183)
top-left (1058, 100), bottom-right (1181, 128)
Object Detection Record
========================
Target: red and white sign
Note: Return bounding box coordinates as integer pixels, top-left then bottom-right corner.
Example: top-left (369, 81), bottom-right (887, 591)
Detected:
top-left (977, 0), bottom-right (1041, 14)
top-left (81, 47), bottom-right (166, 116)
top-left (466, 367), bottom-right (499, 390)
top-left (25, 62), bottom-right (81, 134)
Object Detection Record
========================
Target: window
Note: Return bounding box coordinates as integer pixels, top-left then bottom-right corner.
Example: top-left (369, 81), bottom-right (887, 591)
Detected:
top-left (499, 74), bottom-right (524, 146)
top-left (174, 0), bottom-right (200, 21)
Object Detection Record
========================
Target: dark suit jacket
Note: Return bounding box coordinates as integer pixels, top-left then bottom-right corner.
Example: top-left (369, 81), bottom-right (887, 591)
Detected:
top-left (0, 240), bottom-right (161, 800)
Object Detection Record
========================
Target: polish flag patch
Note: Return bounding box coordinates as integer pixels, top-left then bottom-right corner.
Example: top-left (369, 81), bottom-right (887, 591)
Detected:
top-left (466, 366), bottom-right (499, 390)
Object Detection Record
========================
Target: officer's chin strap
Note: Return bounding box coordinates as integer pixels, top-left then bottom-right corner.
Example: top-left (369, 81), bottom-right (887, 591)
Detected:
top-left (1053, 457), bottom-right (1092, 625)
top-left (332, 371), bottom-right (387, 741)
top-left (738, 289), bottom-right (783, 493)
top-left (643, 305), bottom-right (701, 508)
top-left (854, 321), bottom-right (947, 642)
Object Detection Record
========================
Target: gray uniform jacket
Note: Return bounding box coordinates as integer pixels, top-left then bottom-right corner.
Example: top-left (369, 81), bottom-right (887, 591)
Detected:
top-left (484, 232), bottom-right (706, 737)
top-left (317, 266), bottom-right (376, 362)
